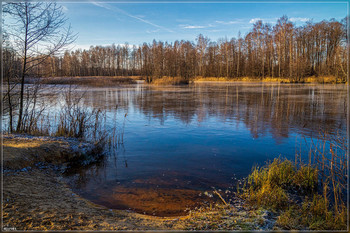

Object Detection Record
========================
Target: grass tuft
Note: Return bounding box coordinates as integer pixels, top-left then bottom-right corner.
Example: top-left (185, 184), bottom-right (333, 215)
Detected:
top-left (294, 166), bottom-right (318, 192)
top-left (251, 183), bottom-right (289, 210)
top-left (240, 156), bottom-right (347, 230)
top-left (244, 158), bottom-right (317, 203)
top-left (243, 158), bottom-right (303, 210)
top-left (277, 194), bottom-right (347, 230)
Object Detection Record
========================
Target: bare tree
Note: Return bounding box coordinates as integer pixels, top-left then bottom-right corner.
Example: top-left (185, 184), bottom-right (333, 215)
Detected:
top-left (196, 34), bottom-right (209, 77)
top-left (10, 14), bottom-right (346, 85)
top-left (4, 2), bottom-right (76, 132)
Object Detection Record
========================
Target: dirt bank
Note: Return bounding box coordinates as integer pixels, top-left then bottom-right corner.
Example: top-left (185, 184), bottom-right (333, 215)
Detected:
top-left (2, 134), bottom-right (274, 230)
top-left (3, 134), bottom-right (97, 170)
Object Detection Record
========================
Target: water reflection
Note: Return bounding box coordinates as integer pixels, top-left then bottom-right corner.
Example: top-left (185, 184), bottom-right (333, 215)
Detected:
top-left (61, 82), bottom-right (346, 216)
top-left (83, 83), bottom-right (346, 139)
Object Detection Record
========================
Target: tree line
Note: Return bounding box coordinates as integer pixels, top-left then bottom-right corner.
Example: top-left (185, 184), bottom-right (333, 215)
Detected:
top-left (5, 16), bottom-right (348, 83)
top-left (7, 15), bottom-right (348, 83)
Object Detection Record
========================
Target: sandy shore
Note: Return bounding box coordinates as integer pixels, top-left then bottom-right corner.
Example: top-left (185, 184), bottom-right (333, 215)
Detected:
top-left (2, 134), bottom-right (274, 230)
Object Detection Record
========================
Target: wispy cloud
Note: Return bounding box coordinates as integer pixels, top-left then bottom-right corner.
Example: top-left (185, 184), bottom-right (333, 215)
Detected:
top-left (249, 18), bottom-right (262, 24)
top-left (207, 29), bottom-right (225, 32)
top-left (215, 20), bottom-right (242, 25)
top-left (90, 1), bottom-right (110, 9)
top-left (73, 43), bottom-right (139, 50)
top-left (249, 17), bottom-right (309, 25)
top-left (181, 24), bottom-right (213, 29)
top-left (249, 17), bottom-right (278, 24)
top-left (135, 15), bottom-right (145, 19)
top-left (183, 25), bottom-right (206, 29)
top-left (90, 1), bottom-right (174, 33)
top-left (290, 17), bottom-right (310, 22)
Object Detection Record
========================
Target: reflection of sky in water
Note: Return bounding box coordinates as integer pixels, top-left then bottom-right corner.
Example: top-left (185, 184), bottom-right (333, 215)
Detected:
top-left (60, 83), bottom-right (347, 188)
top-left (12, 83), bottom-right (346, 212)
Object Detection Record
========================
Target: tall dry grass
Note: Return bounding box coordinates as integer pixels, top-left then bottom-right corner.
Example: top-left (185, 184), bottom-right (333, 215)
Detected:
top-left (5, 85), bottom-right (125, 165)
top-left (151, 76), bottom-right (189, 85)
top-left (239, 131), bottom-right (347, 230)
top-left (192, 76), bottom-right (346, 84)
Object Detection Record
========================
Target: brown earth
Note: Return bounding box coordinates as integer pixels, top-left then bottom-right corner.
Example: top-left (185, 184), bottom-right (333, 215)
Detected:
top-left (3, 136), bottom-right (73, 170)
top-left (3, 168), bottom-right (179, 230)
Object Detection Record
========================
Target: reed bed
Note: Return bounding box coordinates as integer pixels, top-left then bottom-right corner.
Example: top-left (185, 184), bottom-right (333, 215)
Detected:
top-left (4, 86), bottom-right (125, 167)
top-left (151, 76), bottom-right (189, 85)
top-left (238, 131), bottom-right (347, 230)
top-left (192, 76), bottom-right (345, 84)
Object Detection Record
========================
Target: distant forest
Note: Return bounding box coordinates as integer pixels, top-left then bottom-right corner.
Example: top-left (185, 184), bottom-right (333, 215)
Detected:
top-left (4, 16), bottom-right (348, 82)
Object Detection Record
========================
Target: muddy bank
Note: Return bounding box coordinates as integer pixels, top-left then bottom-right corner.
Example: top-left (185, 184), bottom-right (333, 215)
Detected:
top-left (3, 135), bottom-right (274, 230)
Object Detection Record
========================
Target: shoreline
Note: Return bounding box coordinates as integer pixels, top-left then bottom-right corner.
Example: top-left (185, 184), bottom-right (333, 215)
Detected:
top-left (20, 75), bottom-right (347, 87)
top-left (3, 133), bottom-right (345, 230)
top-left (24, 76), bottom-right (138, 87)
top-left (3, 134), bottom-right (274, 230)
top-left (191, 76), bottom-right (346, 84)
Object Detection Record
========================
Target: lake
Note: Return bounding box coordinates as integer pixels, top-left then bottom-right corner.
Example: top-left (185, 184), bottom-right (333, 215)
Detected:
top-left (59, 82), bottom-right (347, 216)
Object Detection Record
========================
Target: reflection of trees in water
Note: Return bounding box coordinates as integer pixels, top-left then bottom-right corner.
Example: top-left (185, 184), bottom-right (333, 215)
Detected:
top-left (81, 84), bottom-right (346, 141)
top-left (64, 156), bottom-right (108, 189)
top-left (64, 142), bottom-right (129, 190)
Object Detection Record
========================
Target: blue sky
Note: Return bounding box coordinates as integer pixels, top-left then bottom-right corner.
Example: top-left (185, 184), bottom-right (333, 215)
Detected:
top-left (60, 1), bottom-right (348, 50)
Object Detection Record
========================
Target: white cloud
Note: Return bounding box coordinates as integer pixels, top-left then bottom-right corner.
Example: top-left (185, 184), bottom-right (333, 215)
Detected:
top-left (181, 24), bottom-right (213, 29)
top-left (71, 44), bottom-right (93, 51)
top-left (183, 25), bottom-right (206, 29)
top-left (249, 17), bottom-right (280, 24)
top-left (91, 1), bottom-right (110, 9)
top-left (249, 18), bottom-right (262, 24)
top-left (215, 20), bottom-right (241, 25)
top-left (72, 43), bottom-right (139, 50)
top-left (290, 17), bottom-right (310, 22)
top-left (207, 29), bottom-right (225, 32)
top-left (249, 17), bottom-right (309, 25)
